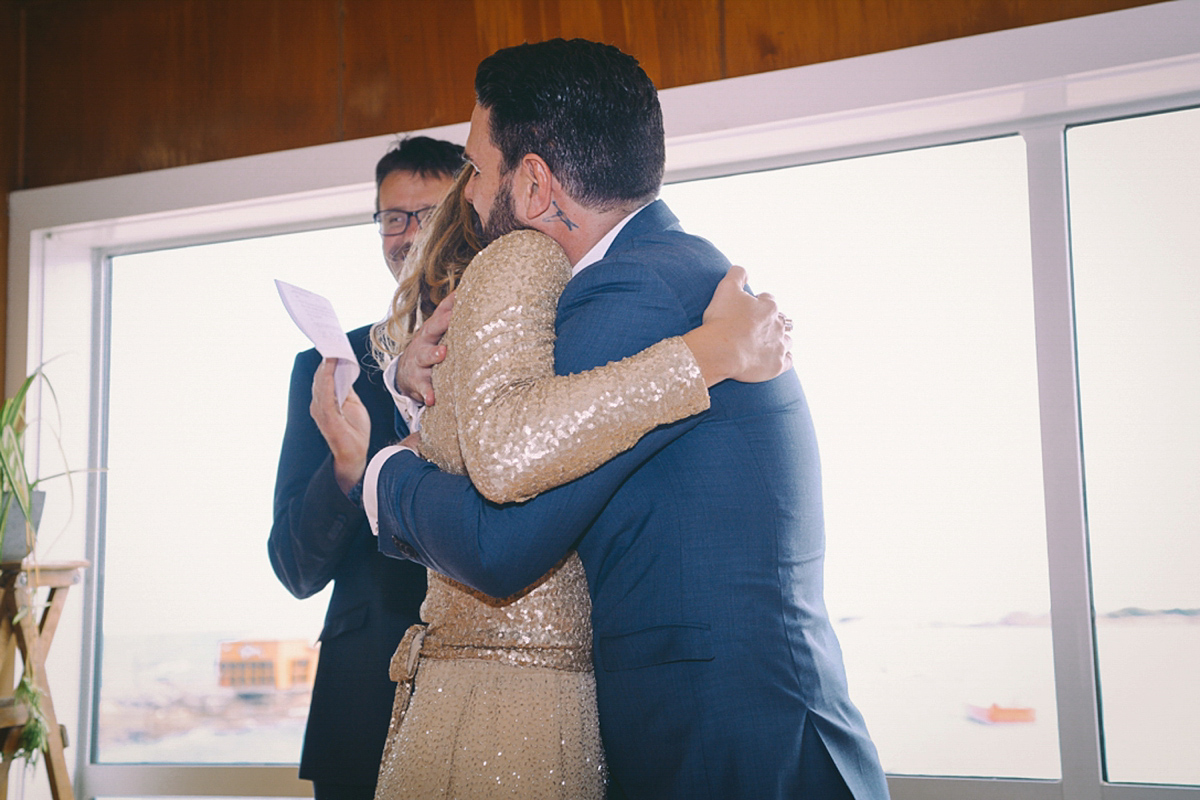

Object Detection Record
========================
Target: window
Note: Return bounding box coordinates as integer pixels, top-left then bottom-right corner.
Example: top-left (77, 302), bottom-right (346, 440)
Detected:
top-left (1068, 106), bottom-right (1200, 787)
top-left (96, 226), bottom-right (394, 764)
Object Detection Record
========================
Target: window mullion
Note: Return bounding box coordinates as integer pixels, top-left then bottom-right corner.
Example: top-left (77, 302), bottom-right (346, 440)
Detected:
top-left (1023, 123), bottom-right (1102, 799)
top-left (77, 250), bottom-right (112, 778)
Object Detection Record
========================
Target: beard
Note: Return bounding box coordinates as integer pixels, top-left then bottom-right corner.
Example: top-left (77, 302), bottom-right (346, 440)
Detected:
top-left (384, 242), bottom-right (411, 281)
top-left (480, 176), bottom-right (524, 245)
top-left (388, 242), bottom-right (412, 270)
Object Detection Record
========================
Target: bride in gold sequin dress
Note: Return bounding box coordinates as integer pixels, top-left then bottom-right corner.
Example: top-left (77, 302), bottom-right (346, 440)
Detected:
top-left (370, 169), bottom-right (779, 799)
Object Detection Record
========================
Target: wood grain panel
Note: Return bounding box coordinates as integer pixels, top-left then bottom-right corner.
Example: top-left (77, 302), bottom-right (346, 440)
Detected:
top-left (13, 0), bottom-right (1170, 189)
top-left (349, 0), bottom-right (725, 144)
top-left (343, 0), bottom-right (681, 141)
top-left (580, 0), bottom-right (725, 92)
top-left (640, 0), bottom-right (724, 89)
top-left (469, 0), bottom-right (607, 73)
top-left (1, 0), bottom-right (19, 379)
top-left (342, 0), bottom-right (482, 140)
top-left (22, 0), bottom-right (342, 188)
top-left (723, 0), bottom-right (1166, 78)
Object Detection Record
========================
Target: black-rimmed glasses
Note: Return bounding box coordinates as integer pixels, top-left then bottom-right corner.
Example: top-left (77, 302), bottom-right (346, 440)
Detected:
top-left (373, 206), bottom-right (437, 236)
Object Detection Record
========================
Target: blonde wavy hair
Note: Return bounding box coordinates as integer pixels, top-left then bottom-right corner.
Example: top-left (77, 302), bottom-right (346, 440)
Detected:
top-left (371, 167), bottom-right (483, 368)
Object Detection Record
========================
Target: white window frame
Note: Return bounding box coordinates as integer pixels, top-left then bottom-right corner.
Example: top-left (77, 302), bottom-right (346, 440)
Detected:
top-left (8, 3), bottom-right (1200, 798)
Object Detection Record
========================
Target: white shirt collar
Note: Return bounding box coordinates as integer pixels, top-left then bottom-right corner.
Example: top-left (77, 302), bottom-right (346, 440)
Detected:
top-left (571, 202), bottom-right (651, 276)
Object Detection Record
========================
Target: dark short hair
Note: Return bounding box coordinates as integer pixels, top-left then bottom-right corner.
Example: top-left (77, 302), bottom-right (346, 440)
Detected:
top-left (375, 136), bottom-right (465, 191)
top-left (475, 38), bottom-right (665, 211)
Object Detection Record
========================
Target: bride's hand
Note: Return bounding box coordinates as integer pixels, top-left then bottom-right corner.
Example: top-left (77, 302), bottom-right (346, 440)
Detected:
top-left (681, 266), bottom-right (793, 386)
top-left (394, 292), bottom-right (455, 406)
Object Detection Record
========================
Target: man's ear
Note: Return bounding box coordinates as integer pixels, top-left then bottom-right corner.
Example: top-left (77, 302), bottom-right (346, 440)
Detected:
top-left (513, 154), bottom-right (554, 221)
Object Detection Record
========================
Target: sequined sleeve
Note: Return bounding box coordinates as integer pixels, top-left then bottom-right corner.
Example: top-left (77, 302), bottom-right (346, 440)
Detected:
top-left (441, 229), bottom-right (710, 504)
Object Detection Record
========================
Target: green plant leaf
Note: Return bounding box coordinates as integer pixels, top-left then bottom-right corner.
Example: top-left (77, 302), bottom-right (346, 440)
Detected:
top-left (14, 672), bottom-right (49, 764)
top-left (0, 361), bottom-right (88, 561)
top-left (0, 425), bottom-right (33, 509)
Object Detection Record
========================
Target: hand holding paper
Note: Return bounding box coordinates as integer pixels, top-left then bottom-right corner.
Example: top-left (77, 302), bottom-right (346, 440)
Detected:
top-left (276, 280), bottom-right (360, 407)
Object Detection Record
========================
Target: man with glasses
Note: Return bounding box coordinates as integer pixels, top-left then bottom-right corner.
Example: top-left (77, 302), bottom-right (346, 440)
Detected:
top-left (269, 136), bottom-right (463, 800)
top-left (373, 140), bottom-right (462, 280)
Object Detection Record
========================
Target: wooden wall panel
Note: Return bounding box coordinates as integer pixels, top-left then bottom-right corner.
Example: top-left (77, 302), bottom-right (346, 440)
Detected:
top-left (14, 0), bottom-right (1169, 190)
top-left (722, 0), bottom-right (1165, 78)
top-left (342, 0), bottom-right (482, 139)
top-left (21, 0), bottom-right (343, 188)
top-left (342, 0), bottom-right (727, 142)
top-left (635, 0), bottom-right (724, 90)
top-left (569, 0), bottom-right (725, 92)
top-left (1, 0), bottom-right (19, 381)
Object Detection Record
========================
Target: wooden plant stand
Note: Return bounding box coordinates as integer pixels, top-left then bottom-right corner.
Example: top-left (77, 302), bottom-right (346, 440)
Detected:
top-left (0, 561), bottom-right (88, 800)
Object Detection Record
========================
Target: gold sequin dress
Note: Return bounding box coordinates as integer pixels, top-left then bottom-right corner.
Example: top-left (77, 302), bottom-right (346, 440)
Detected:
top-left (374, 230), bottom-right (710, 799)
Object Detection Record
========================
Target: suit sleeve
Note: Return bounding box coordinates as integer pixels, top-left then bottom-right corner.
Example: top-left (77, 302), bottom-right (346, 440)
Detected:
top-left (377, 261), bottom-right (710, 598)
top-left (269, 349), bottom-right (398, 598)
top-left (443, 231), bottom-right (709, 504)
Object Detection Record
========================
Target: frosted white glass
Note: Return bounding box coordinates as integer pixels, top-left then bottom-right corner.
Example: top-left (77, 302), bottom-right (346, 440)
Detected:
top-left (97, 224), bottom-right (395, 764)
top-left (1068, 107), bottom-right (1200, 788)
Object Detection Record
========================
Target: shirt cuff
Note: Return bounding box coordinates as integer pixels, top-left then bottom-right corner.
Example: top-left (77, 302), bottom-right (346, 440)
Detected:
top-left (382, 357), bottom-right (425, 432)
top-left (363, 443), bottom-right (418, 537)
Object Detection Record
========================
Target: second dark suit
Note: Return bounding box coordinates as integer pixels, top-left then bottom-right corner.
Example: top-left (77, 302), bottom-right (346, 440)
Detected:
top-left (270, 323), bottom-right (426, 791)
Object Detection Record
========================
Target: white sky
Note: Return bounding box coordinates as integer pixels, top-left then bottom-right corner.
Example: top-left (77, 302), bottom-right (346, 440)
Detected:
top-left (1066, 107), bottom-right (1200, 617)
top-left (104, 225), bottom-right (395, 639)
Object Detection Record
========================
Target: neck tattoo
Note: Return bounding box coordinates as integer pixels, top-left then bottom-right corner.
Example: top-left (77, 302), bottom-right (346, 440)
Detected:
top-left (544, 200), bottom-right (579, 231)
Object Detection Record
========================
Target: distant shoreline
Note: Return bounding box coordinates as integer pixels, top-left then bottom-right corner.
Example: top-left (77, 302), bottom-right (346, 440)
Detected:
top-left (1096, 607), bottom-right (1200, 624)
top-left (979, 608), bottom-right (1200, 628)
top-left (835, 607), bottom-right (1200, 628)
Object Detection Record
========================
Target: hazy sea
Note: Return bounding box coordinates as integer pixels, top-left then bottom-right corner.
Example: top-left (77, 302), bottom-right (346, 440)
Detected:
top-left (97, 632), bottom-right (308, 763)
top-left (836, 616), bottom-right (1200, 786)
top-left (95, 621), bottom-right (1199, 786)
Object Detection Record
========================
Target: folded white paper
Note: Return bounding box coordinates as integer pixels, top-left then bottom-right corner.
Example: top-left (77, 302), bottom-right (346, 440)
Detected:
top-left (276, 280), bottom-right (360, 407)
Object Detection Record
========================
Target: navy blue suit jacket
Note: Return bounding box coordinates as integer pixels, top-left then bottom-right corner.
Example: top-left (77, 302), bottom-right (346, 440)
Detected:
top-left (270, 324), bottom-right (426, 787)
top-left (375, 202), bottom-right (888, 799)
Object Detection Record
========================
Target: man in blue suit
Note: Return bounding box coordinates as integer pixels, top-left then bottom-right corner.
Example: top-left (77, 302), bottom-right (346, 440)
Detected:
top-left (268, 137), bottom-right (462, 800)
top-left (361, 41), bottom-right (889, 799)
